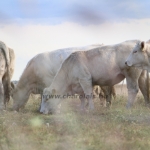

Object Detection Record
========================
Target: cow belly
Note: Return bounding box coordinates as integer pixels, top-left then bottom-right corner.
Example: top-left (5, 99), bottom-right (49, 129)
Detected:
top-left (93, 74), bottom-right (125, 86)
top-left (111, 74), bottom-right (125, 85)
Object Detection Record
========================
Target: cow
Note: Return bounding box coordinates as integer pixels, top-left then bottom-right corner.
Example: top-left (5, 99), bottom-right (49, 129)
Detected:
top-left (40, 40), bottom-right (149, 114)
top-left (125, 41), bottom-right (150, 71)
top-left (11, 44), bottom-right (115, 111)
top-left (0, 41), bottom-right (15, 111)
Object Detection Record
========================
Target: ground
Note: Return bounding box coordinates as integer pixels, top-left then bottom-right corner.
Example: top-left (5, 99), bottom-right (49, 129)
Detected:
top-left (1, 84), bottom-right (150, 150)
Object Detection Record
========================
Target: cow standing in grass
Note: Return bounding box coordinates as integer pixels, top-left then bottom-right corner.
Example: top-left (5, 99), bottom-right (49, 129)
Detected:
top-left (0, 41), bottom-right (15, 110)
top-left (11, 45), bottom-right (115, 111)
top-left (40, 40), bottom-right (149, 114)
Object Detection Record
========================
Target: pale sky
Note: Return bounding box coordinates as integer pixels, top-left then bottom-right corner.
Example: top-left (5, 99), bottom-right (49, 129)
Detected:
top-left (0, 0), bottom-right (150, 80)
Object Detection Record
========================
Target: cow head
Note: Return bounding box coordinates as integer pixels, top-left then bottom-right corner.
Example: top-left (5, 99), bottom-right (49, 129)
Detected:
top-left (125, 41), bottom-right (150, 70)
top-left (40, 87), bottom-right (61, 114)
top-left (11, 82), bottom-right (30, 111)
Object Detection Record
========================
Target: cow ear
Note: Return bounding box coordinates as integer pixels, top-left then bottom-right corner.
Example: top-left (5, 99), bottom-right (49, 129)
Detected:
top-left (141, 41), bottom-right (145, 51)
top-left (52, 89), bottom-right (56, 94)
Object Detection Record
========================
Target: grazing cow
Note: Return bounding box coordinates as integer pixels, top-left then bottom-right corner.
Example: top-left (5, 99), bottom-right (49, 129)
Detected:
top-left (11, 44), bottom-right (114, 111)
top-left (40, 40), bottom-right (149, 114)
top-left (125, 41), bottom-right (150, 71)
top-left (0, 41), bottom-right (15, 110)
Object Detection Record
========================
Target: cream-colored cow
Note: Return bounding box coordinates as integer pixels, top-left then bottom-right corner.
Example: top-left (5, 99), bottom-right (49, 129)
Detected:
top-left (40, 40), bottom-right (149, 114)
top-left (0, 41), bottom-right (15, 110)
top-left (12, 44), bottom-right (109, 111)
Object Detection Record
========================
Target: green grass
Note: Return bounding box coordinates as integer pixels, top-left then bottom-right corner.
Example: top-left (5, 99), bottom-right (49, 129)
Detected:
top-left (1, 94), bottom-right (150, 150)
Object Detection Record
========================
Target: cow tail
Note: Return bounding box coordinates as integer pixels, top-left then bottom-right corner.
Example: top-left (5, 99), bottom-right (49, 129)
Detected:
top-left (1, 43), bottom-right (11, 105)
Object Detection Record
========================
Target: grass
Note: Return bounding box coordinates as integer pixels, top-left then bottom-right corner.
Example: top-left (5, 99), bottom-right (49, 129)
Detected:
top-left (1, 86), bottom-right (150, 150)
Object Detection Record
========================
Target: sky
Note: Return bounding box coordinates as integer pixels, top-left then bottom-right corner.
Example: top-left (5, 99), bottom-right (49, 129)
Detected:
top-left (0, 0), bottom-right (150, 80)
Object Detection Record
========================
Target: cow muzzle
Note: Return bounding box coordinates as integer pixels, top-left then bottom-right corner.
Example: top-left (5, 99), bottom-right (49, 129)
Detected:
top-left (125, 61), bottom-right (132, 67)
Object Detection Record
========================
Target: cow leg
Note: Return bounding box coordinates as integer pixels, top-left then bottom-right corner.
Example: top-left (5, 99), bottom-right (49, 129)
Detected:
top-left (79, 96), bottom-right (86, 111)
top-left (0, 80), bottom-right (5, 111)
top-left (2, 75), bottom-right (10, 109)
top-left (85, 85), bottom-right (98, 108)
top-left (79, 78), bottom-right (94, 110)
top-left (99, 94), bottom-right (106, 107)
top-left (138, 70), bottom-right (150, 105)
top-left (106, 86), bottom-right (117, 107)
top-left (112, 86), bottom-right (116, 100)
top-left (125, 69), bottom-right (141, 108)
top-left (101, 86), bottom-right (112, 107)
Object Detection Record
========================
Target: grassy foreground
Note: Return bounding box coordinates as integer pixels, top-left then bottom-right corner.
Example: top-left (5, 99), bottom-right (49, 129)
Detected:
top-left (1, 85), bottom-right (150, 150)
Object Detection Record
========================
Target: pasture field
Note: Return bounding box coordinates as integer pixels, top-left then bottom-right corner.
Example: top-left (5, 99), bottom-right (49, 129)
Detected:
top-left (1, 84), bottom-right (150, 150)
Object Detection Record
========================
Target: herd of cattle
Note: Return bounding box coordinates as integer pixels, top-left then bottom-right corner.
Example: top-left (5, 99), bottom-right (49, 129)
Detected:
top-left (0, 40), bottom-right (150, 114)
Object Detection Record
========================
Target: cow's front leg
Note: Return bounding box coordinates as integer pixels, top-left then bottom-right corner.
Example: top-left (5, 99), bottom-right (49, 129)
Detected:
top-left (79, 96), bottom-right (86, 111)
top-left (79, 78), bottom-right (94, 110)
top-left (126, 88), bottom-right (138, 108)
top-left (126, 76), bottom-right (139, 108)
top-left (86, 94), bottom-right (94, 110)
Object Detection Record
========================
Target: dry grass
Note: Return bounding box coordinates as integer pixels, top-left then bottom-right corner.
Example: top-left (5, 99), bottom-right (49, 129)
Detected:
top-left (1, 84), bottom-right (150, 150)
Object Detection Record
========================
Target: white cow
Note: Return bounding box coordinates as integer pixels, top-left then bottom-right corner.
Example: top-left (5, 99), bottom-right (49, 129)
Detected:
top-left (12, 44), bottom-right (115, 111)
top-left (125, 41), bottom-right (150, 71)
top-left (0, 41), bottom-right (15, 110)
top-left (40, 40), bottom-right (149, 114)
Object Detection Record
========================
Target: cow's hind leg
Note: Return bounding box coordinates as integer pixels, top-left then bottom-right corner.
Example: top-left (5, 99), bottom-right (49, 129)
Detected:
top-left (101, 86), bottom-right (112, 107)
top-left (138, 70), bottom-right (150, 105)
top-left (0, 80), bottom-right (5, 110)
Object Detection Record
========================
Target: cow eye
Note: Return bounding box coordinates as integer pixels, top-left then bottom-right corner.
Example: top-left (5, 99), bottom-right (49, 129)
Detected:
top-left (133, 51), bottom-right (137, 53)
